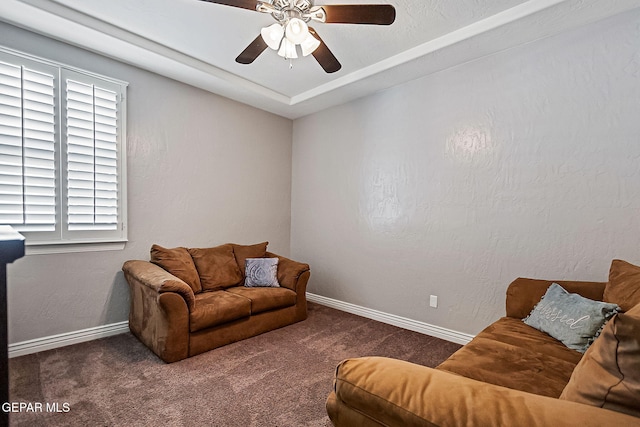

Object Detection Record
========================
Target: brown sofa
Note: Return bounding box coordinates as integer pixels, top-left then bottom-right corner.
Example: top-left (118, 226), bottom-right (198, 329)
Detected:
top-left (122, 242), bottom-right (310, 363)
top-left (327, 260), bottom-right (640, 426)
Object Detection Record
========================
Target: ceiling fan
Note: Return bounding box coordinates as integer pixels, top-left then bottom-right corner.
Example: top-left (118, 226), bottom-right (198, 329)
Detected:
top-left (198, 0), bottom-right (396, 73)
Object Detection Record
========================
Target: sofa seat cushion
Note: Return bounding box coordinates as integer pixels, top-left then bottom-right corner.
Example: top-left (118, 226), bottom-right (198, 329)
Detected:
top-left (190, 291), bottom-right (251, 332)
top-left (436, 317), bottom-right (582, 398)
top-left (225, 286), bottom-right (296, 314)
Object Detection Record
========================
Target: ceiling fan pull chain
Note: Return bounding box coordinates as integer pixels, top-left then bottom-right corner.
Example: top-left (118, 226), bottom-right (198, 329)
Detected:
top-left (289, 58), bottom-right (293, 69)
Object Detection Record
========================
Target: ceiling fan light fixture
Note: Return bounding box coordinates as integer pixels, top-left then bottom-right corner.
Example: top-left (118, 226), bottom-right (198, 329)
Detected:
top-left (204, 0), bottom-right (396, 73)
top-left (300, 33), bottom-right (320, 56)
top-left (261, 23), bottom-right (284, 50)
top-left (277, 38), bottom-right (298, 59)
top-left (285, 18), bottom-right (309, 45)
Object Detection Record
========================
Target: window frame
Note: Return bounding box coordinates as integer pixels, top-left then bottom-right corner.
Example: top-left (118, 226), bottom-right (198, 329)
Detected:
top-left (0, 46), bottom-right (128, 254)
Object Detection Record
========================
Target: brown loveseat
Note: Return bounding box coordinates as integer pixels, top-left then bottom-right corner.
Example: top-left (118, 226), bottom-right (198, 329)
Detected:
top-left (327, 260), bottom-right (640, 426)
top-left (122, 242), bottom-right (310, 363)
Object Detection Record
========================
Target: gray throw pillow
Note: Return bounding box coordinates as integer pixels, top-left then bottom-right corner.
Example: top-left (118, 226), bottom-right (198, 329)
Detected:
top-left (523, 283), bottom-right (619, 353)
top-left (244, 258), bottom-right (280, 288)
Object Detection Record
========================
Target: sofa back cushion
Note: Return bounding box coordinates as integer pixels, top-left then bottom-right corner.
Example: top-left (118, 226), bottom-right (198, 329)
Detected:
top-left (150, 244), bottom-right (202, 293)
top-left (604, 259), bottom-right (640, 312)
top-left (559, 304), bottom-right (640, 418)
top-left (506, 278), bottom-right (605, 320)
top-left (189, 244), bottom-right (243, 291)
top-left (231, 242), bottom-right (268, 276)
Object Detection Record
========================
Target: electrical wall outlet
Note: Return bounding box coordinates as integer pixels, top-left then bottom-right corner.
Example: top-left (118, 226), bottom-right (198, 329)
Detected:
top-left (429, 295), bottom-right (438, 308)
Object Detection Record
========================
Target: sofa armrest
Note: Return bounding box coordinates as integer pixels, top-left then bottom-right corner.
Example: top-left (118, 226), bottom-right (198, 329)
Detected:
top-left (266, 252), bottom-right (310, 293)
top-left (506, 277), bottom-right (607, 319)
top-left (122, 260), bottom-right (195, 310)
top-left (329, 357), bottom-right (639, 427)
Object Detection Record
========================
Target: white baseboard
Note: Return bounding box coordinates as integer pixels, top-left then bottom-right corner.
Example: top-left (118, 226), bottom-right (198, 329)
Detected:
top-left (306, 293), bottom-right (474, 346)
top-left (8, 295), bottom-right (474, 358)
top-left (9, 321), bottom-right (129, 358)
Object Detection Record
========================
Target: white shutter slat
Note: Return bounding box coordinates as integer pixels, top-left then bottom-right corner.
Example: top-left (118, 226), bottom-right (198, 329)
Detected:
top-left (95, 105), bottom-right (116, 119)
top-left (23, 99), bottom-right (54, 115)
top-left (68, 180), bottom-right (94, 190)
top-left (95, 164), bottom-right (116, 175)
top-left (67, 106), bottom-right (92, 118)
top-left (0, 109), bottom-right (21, 122)
top-left (23, 137), bottom-right (54, 154)
top-left (24, 116), bottom-right (55, 132)
top-left (0, 150), bottom-right (22, 163)
top-left (0, 172), bottom-right (22, 186)
top-left (67, 79), bottom-right (92, 94)
top-left (0, 193), bottom-right (22, 205)
top-left (24, 129), bottom-right (55, 144)
top-left (95, 197), bottom-right (117, 205)
top-left (23, 89), bottom-right (54, 106)
top-left (67, 140), bottom-right (94, 156)
top-left (24, 149), bottom-right (55, 183)
top-left (0, 214), bottom-right (24, 223)
top-left (67, 126), bottom-right (94, 140)
top-left (0, 194), bottom-right (22, 209)
top-left (95, 148), bottom-right (117, 160)
top-left (0, 88), bottom-right (20, 104)
top-left (23, 68), bottom-right (52, 86)
top-left (0, 66), bottom-right (21, 79)
top-left (68, 162), bottom-right (93, 174)
top-left (95, 115), bottom-right (117, 127)
top-left (0, 123), bottom-right (22, 138)
top-left (23, 173), bottom-right (55, 188)
top-left (95, 131), bottom-right (117, 144)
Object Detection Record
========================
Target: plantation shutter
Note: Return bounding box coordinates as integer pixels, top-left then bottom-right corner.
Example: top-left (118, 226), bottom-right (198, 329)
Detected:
top-left (0, 60), bottom-right (56, 231)
top-left (65, 79), bottom-right (119, 231)
top-left (0, 48), bottom-right (127, 248)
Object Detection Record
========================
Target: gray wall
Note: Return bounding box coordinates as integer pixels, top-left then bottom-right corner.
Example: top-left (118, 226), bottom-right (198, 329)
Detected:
top-left (2, 23), bottom-right (294, 343)
top-left (4, 8), bottom-right (640, 345)
top-left (291, 10), bottom-right (640, 335)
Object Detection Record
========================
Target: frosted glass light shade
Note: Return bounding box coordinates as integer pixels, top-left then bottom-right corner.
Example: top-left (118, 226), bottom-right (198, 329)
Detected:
top-left (261, 24), bottom-right (284, 50)
top-left (277, 38), bottom-right (298, 59)
top-left (285, 18), bottom-right (309, 44)
top-left (300, 33), bottom-right (321, 56)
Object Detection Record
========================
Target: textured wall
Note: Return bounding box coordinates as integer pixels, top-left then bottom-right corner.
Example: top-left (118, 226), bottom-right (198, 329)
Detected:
top-left (291, 10), bottom-right (640, 335)
top-left (2, 23), bottom-right (293, 343)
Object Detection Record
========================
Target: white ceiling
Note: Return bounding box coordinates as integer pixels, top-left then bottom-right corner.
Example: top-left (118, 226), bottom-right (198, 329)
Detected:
top-left (1, 0), bottom-right (638, 118)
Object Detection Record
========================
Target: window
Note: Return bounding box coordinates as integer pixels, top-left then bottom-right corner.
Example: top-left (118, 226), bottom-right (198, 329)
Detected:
top-left (0, 48), bottom-right (127, 251)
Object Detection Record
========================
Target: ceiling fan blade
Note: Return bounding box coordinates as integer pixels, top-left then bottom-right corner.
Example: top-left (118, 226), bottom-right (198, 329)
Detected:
top-left (236, 34), bottom-right (268, 64)
top-left (321, 4), bottom-right (395, 25)
top-left (197, 0), bottom-right (259, 11)
top-left (308, 28), bottom-right (341, 73)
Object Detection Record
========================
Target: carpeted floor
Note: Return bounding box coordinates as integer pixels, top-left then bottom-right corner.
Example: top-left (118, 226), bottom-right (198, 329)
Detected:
top-left (8, 302), bottom-right (461, 426)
